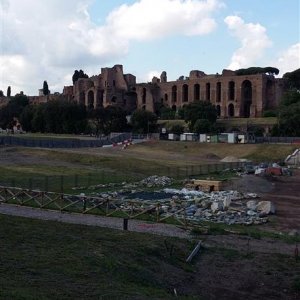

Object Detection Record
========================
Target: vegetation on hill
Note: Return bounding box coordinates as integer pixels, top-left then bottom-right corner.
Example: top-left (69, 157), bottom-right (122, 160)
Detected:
top-left (272, 90), bottom-right (300, 136)
top-left (72, 69), bottom-right (89, 84)
top-left (283, 68), bottom-right (300, 90)
top-left (235, 66), bottom-right (279, 76)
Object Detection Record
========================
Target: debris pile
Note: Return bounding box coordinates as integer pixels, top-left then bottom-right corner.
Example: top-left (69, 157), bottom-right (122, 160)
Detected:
top-left (72, 175), bottom-right (173, 191)
top-left (160, 188), bottom-right (274, 225)
top-left (139, 175), bottom-right (173, 187)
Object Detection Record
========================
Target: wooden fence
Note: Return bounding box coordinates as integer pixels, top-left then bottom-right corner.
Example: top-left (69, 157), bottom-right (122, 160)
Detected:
top-left (0, 186), bottom-right (196, 228)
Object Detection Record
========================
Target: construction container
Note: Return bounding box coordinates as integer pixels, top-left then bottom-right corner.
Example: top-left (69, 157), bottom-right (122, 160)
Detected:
top-left (168, 133), bottom-right (180, 141)
top-left (199, 134), bottom-right (207, 143)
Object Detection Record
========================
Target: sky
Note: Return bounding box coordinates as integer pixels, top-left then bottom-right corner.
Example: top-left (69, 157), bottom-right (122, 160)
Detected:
top-left (0, 0), bottom-right (299, 96)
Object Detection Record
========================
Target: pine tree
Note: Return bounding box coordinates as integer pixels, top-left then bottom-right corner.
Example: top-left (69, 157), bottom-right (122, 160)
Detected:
top-left (7, 86), bottom-right (11, 97)
top-left (43, 81), bottom-right (50, 95)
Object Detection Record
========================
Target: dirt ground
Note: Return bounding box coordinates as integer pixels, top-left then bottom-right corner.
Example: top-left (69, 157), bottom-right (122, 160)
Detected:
top-left (225, 170), bottom-right (300, 234)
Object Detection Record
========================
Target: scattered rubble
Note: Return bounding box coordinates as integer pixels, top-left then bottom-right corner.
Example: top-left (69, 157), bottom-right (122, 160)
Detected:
top-left (72, 175), bottom-right (173, 191)
top-left (70, 171), bottom-right (283, 226)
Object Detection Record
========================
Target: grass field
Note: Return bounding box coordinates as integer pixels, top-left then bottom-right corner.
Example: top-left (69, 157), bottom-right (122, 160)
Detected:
top-left (0, 141), bottom-right (296, 193)
top-left (0, 214), bottom-right (193, 300)
top-left (0, 215), bottom-right (299, 299)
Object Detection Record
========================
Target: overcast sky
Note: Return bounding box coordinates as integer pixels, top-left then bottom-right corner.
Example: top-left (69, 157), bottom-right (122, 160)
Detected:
top-left (0, 0), bottom-right (299, 96)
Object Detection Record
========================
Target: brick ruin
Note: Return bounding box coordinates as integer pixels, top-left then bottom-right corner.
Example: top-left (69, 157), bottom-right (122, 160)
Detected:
top-left (33, 64), bottom-right (285, 118)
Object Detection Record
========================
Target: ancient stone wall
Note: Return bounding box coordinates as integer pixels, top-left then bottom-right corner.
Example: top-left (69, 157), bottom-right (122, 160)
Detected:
top-left (56, 65), bottom-right (285, 118)
top-left (136, 70), bottom-right (284, 118)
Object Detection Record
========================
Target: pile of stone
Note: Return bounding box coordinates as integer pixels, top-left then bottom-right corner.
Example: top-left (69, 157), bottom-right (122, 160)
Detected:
top-left (159, 188), bottom-right (275, 225)
top-left (72, 175), bottom-right (173, 191)
top-left (139, 175), bottom-right (173, 187)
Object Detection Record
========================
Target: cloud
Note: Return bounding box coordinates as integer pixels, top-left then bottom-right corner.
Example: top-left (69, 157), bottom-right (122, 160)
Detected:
top-left (0, 0), bottom-right (223, 95)
top-left (224, 15), bottom-right (272, 70)
top-left (275, 43), bottom-right (300, 75)
top-left (106, 0), bottom-right (223, 40)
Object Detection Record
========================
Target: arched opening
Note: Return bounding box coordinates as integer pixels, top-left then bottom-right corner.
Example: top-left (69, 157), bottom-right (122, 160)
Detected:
top-left (265, 80), bottom-right (275, 109)
top-left (206, 83), bottom-right (210, 101)
top-left (228, 103), bottom-right (234, 117)
top-left (172, 85), bottom-right (177, 102)
top-left (142, 105), bottom-right (146, 110)
top-left (87, 90), bottom-right (94, 109)
top-left (111, 96), bottom-right (117, 103)
top-left (216, 82), bottom-right (221, 102)
top-left (113, 80), bottom-right (116, 87)
top-left (172, 105), bottom-right (177, 111)
top-left (182, 84), bottom-right (188, 102)
top-left (142, 88), bottom-right (146, 104)
top-left (79, 92), bottom-right (85, 105)
top-left (96, 91), bottom-right (103, 107)
top-left (216, 105), bottom-right (221, 117)
top-left (228, 81), bottom-right (235, 101)
top-left (241, 80), bottom-right (252, 118)
top-left (164, 93), bottom-right (168, 103)
top-left (194, 84), bottom-right (200, 101)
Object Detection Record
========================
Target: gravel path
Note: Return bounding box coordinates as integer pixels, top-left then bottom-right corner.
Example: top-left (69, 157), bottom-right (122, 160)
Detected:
top-left (0, 203), bottom-right (190, 239)
top-left (1, 203), bottom-right (297, 256)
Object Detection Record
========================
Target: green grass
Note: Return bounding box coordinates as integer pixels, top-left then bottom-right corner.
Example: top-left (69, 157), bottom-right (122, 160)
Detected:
top-left (216, 117), bottom-right (278, 127)
top-left (0, 142), bottom-right (296, 193)
top-left (0, 214), bottom-right (194, 300)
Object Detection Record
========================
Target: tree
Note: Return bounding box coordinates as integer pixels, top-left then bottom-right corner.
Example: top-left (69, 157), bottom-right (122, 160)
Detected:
top-left (43, 81), bottom-right (50, 95)
top-left (7, 86), bottom-right (11, 97)
top-left (130, 110), bottom-right (158, 134)
top-left (0, 94), bottom-right (29, 128)
top-left (72, 69), bottom-right (89, 84)
top-left (169, 123), bottom-right (185, 135)
top-left (283, 68), bottom-right (300, 90)
top-left (272, 90), bottom-right (300, 136)
top-left (159, 106), bottom-right (176, 120)
top-left (182, 101), bottom-right (217, 130)
top-left (0, 90), bottom-right (4, 97)
top-left (235, 67), bottom-right (279, 76)
top-left (193, 119), bottom-right (213, 134)
top-left (89, 106), bottom-right (127, 135)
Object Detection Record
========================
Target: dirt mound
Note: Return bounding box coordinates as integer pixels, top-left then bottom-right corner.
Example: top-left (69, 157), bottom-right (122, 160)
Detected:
top-left (205, 153), bottom-right (220, 160)
top-left (220, 156), bottom-right (241, 162)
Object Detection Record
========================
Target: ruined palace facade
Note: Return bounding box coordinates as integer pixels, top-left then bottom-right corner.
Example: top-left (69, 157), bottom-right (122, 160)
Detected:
top-left (63, 64), bottom-right (137, 112)
top-left (63, 65), bottom-right (285, 118)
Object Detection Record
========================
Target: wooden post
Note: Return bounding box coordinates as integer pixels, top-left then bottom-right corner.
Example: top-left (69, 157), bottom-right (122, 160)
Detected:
top-left (186, 241), bottom-right (202, 263)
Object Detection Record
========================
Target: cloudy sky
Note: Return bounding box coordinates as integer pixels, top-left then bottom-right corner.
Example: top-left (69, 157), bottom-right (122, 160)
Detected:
top-left (0, 0), bottom-right (299, 96)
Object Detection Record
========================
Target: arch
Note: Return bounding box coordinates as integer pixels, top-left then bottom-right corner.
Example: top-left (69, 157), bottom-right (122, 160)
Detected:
top-left (194, 84), bottom-right (200, 101)
top-left (142, 87), bottom-right (147, 104)
top-left (228, 103), bottom-right (234, 117)
top-left (142, 105), bottom-right (146, 110)
top-left (172, 85), bottom-right (177, 102)
top-left (228, 81), bottom-right (235, 101)
top-left (79, 92), bottom-right (85, 105)
top-left (265, 80), bottom-right (275, 109)
top-left (241, 80), bottom-right (252, 118)
top-left (172, 105), bottom-right (177, 111)
top-left (164, 93), bottom-right (168, 102)
top-left (111, 96), bottom-right (117, 103)
top-left (87, 90), bottom-right (94, 109)
top-left (206, 83), bottom-right (210, 101)
top-left (182, 84), bottom-right (188, 102)
top-left (96, 90), bottom-right (103, 107)
top-left (216, 82), bottom-right (221, 102)
top-left (216, 105), bottom-right (221, 117)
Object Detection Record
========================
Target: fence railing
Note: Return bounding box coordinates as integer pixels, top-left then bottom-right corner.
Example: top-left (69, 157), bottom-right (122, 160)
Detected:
top-left (0, 186), bottom-right (207, 228)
